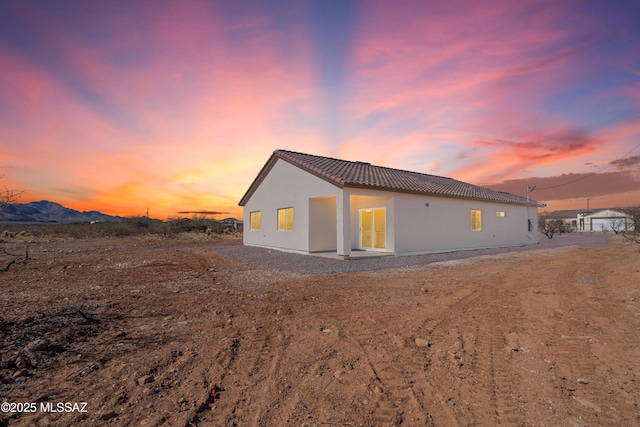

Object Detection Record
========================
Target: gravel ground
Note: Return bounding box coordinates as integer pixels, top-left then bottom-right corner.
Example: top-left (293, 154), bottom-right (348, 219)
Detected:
top-left (210, 233), bottom-right (614, 275)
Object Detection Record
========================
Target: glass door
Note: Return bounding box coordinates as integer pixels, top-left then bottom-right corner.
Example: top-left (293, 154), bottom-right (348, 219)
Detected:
top-left (360, 208), bottom-right (386, 249)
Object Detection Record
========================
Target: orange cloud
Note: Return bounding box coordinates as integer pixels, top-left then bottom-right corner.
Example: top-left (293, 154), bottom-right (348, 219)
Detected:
top-left (2, 0), bottom-right (639, 218)
top-left (449, 128), bottom-right (604, 183)
top-left (0, 2), bottom-right (327, 220)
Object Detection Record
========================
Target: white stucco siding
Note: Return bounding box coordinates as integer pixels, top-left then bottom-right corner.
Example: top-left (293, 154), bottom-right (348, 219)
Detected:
top-left (309, 196), bottom-right (337, 252)
top-left (393, 194), bottom-right (539, 255)
top-left (243, 159), bottom-right (339, 253)
top-left (576, 209), bottom-right (632, 232)
top-left (589, 210), bottom-right (630, 232)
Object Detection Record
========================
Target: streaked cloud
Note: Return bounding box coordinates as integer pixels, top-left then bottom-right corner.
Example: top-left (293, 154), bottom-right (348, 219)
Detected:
top-left (611, 155), bottom-right (640, 170)
top-left (0, 0), bottom-right (638, 218)
top-left (487, 170), bottom-right (640, 212)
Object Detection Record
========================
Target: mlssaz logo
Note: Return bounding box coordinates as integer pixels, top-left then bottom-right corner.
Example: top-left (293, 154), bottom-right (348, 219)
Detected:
top-left (40, 402), bottom-right (88, 413)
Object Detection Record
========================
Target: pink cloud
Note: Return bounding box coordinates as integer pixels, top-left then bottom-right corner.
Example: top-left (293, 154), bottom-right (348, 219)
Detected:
top-left (0, 2), bottom-right (325, 219)
top-left (345, 1), bottom-right (572, 116)
top-left (2, 1), bottom-right (638, 217)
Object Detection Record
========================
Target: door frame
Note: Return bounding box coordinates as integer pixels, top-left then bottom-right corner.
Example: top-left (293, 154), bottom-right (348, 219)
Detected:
top-left (358, 207), bottom-right (386, 251)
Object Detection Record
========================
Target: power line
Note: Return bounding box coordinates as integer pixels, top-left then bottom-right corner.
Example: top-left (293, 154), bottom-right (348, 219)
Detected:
top-left (528, 141), bottom-right (640, 194)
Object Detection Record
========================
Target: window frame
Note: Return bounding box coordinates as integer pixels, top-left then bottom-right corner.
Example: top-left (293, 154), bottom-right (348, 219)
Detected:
top-left (471, 210), bottom-right (482, 231)
top-left (277, 207), bottom-right (294, 231)
top-left (249, 211), bottom-right (261, 230)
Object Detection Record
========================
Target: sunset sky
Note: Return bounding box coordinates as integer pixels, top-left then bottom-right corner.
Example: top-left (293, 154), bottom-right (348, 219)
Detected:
top-left (1, 0), bottom-right (639, 220)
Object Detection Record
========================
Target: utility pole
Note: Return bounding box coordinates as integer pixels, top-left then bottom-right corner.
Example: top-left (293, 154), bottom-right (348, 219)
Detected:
top-left (526, 185), bottom-right (536, 202)
top-left (587, 198), bottom-right (591, 210)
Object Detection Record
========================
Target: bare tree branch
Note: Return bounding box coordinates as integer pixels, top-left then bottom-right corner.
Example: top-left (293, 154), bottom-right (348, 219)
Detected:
top-left (0, 176), bottom-right (30, 272)
top-left (0, 175), bottom-right (25, 210)
top-left (538, 215), bottom-right (573, 239)
top-left (620, 206), bottom-right (640, 246)
top-left (1, 241), bottom-right (33, 272)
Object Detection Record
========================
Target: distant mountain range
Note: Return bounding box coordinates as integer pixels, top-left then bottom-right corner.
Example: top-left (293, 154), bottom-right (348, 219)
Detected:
top-left (0, 201), bottom-right (124, 224)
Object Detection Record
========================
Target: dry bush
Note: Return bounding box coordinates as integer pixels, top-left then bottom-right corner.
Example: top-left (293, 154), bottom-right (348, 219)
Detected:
top-left (621, 207), bottom-right (640, 245)
top-left (538, 216), bottom-right (573, 239)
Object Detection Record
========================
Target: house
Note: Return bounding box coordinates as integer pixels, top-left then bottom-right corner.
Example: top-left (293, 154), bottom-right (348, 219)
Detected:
top-left (239, 150), bottom-right (546, 258)
top-left (546, 208), bottom-right (634, 233)
top-left (221, 217), bottom-right (244, 233)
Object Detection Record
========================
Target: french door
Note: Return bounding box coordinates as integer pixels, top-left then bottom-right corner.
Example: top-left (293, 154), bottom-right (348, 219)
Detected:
top-left (360, 208), bottom-right (386, 250)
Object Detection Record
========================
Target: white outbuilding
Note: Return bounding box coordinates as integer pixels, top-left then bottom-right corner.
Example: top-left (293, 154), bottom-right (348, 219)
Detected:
top-left (239, 150), bottom-right (545, 258)
top-left (547, 208), bottom-right (635, 232)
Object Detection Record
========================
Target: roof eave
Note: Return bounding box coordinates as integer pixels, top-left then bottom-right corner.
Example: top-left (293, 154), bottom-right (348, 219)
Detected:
top-left (240, 149), bottom-right (546, 208)
top-left (238, 153), bottom-right (279, 207)
top-left (274, 150), bottom-right (347, 188)
top-left (238, 151), bottom-right (345, 207)
top-left (343, 183), bottom-right (545, 207)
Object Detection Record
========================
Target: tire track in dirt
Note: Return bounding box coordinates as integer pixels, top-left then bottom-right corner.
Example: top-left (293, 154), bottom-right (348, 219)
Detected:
top-left (551, 273), bottom-right (640, 426)
top-left (185, 250), bottom-right (218, 276)
top-left (184, 336), bottom-right (241, 427)
top-left (423, 277), bottom-right (537, 426)
top-left (540, 266), bottom-right (609, 426)
top-left (556, 333), bottom-right (600, 423)
top-left (495, 286), bottom-right (531, 426)
top-left (419, 287), bottom-right (481, 337)
top-left (276, 321), bottom-right (367, 427)
top-left (279, 347), bottom-right (336, 426)
top-left (553, 327), bottom-right (602, 425)
top-left (413, 287), bottom-right (485, 426)
top-left (485, 309), bottom-right (524, 425)
top-left (439, 285), bottom-right (526, 427)
top-left (611, 303), bottom-right (640, 425)
top-left (573, 273), bottom-right (640, 385)
top-left (346, 315), bottom-right (431, 426)
top-left (246, 331), bottom-right (288, 426)
top-left (201, 325), bottom-right (290, 426)
top-left (343, 287), bottom-right (486, 426)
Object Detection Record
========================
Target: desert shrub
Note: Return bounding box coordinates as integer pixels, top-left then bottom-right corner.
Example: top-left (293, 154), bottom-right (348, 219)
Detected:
top-left (0, 218), bottom-right (157, 238)
top-left (165, 216), bottom-right (233, 235)
top-left (621, 207), bottom-right (640, 245)
top-left (0, 214), bottom-right (239, 239)
top-left (538, 216), bottom-right (573, 239)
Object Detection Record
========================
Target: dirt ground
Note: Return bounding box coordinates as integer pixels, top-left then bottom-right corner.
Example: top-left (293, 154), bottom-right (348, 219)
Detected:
top-left (1, 234), bottom-right (639, 426)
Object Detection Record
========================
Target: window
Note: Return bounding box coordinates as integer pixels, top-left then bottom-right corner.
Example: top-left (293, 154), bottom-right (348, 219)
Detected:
top-left (250, 211), bottom-right (261, 230)
top-left (496, 211), bottom-right (505, 217)
top-left (471, 210), bottom-right (482, 231)
top-left (277, 207), bottom-right (294, 231)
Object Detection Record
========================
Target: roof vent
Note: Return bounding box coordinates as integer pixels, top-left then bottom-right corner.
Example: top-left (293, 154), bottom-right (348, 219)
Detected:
top-left (354, 161), bottom-right (371, 165)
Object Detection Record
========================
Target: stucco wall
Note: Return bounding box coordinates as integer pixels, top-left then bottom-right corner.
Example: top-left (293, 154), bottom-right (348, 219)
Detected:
top-left (393, 193), bottom-right (539, 254)
top-left (242, 159), bottom-right (339, 253)
top-left (586, 209), bottom-right (632, 232)
top-left (309, 196), bottom-right (337, 252)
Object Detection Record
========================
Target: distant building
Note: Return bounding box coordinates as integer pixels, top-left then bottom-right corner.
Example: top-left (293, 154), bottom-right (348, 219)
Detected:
top-left (546, 208), bottom-right (634, 232)
top-left (221, 218), bottom-right (243, 233)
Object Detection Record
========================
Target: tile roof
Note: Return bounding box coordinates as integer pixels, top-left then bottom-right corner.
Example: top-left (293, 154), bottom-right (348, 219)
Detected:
top-left (239, 149), bottom-right (546, 207)
top-left (545, 209), bottom-right (595, 218)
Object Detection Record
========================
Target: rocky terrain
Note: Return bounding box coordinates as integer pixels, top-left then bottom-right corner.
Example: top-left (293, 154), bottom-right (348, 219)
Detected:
top-left (0, 234), bottom-right (639, 426)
